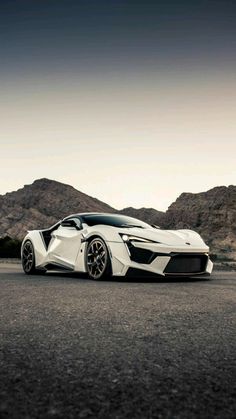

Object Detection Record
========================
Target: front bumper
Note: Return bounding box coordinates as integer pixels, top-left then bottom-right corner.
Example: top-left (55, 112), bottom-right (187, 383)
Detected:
top-left (107, 241), bottom-right (213, 277)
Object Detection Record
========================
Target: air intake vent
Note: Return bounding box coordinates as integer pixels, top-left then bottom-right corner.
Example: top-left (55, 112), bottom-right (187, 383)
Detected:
top-left (164, 254), bottom-right (208, 274)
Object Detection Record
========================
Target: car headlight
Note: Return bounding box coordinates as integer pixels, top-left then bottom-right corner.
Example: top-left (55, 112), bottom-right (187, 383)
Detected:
top-left (119, 234), bottom-right (159, 244)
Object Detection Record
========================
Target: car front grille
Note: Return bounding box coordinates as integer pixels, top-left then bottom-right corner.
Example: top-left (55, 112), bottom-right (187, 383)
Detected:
top-left (164, 254), bottom-right (208, 274)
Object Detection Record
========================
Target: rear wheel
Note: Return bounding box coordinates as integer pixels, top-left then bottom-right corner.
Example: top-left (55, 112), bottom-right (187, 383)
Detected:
top-left (86, 238), bottom-right (111, 280)
top-left (22, 240), bottom-right (43, 275)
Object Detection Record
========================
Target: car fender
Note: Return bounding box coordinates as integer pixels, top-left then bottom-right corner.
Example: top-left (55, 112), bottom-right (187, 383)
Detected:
top-left (21, 231), bottom-right (47, 268)
top-left (77, 226), bottom-right (124, 274)
top-left (81, 225), bottom-right (123, 244)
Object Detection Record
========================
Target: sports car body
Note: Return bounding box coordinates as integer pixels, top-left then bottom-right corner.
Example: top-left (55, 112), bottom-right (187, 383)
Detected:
top-left (21, 213), bottom-right (213, 279)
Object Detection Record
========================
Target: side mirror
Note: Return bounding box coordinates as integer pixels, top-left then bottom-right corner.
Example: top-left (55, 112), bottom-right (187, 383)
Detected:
top-left (61, 219), bottom-right (81, 230)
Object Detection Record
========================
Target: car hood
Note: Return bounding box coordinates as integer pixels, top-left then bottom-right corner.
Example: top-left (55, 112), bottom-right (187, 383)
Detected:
top-left (118, 227), bottom-right (206, 247)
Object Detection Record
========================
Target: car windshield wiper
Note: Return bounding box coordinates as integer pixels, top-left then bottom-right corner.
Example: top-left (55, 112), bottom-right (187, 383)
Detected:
top-left (119, 224), bottom-right (145, 229)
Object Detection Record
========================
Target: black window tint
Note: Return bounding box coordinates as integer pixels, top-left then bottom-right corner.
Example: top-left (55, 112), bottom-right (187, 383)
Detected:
top-left (81, 214), bottom-right (150, 228)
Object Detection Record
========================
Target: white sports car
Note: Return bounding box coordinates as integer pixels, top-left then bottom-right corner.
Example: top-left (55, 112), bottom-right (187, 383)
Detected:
top-left (21, 213), bottom-right (213, 280)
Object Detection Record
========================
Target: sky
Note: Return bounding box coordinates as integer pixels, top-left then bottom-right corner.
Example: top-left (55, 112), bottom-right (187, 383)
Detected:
top-left (0, 0), bottom-right (235, 211)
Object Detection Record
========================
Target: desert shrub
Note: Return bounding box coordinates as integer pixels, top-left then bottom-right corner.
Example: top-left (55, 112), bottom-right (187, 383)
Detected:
top-left (211, 252), bottom-right (235, 262)
top-left (0, 236), bottom-right (22, 258)
top-left (209, 253), bottom-right (218, 261)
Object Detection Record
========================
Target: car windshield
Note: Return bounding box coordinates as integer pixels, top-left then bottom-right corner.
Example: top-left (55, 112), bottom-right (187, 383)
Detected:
top-left (81, 214), bottom-right (151, 229)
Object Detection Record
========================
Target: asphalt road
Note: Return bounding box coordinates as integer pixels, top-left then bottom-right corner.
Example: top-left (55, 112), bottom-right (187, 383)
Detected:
top-left (0, 265), bottom-right (235, 419)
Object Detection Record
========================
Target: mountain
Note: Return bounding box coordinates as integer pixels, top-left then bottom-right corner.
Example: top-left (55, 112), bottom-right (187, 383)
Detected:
top-left (0, 179), bottom-right (235, 261)
top-left (164, 185), bottom-right (236, 261)
top-left (0, 178), bottom-right (115, 239)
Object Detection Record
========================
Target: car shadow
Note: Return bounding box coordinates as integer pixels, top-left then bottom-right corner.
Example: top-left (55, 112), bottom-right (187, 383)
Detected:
top-left (44, 271), bottom-right (211, 283)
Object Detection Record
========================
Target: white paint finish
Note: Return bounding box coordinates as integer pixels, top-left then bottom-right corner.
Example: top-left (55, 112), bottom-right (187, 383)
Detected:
top-left (21, 213), bottom-right (213, 278)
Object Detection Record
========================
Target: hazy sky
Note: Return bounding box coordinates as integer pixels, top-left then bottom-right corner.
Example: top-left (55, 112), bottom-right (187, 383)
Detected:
top-left (0, 0), bottom-right (235, 211)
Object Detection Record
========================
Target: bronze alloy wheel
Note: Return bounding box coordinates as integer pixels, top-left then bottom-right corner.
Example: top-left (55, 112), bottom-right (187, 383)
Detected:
top-left (86, 238), bottom-right (111, 280)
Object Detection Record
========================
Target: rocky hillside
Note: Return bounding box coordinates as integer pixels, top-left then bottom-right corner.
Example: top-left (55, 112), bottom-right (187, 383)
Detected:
top-left (0, 179), bottom-right (235, 261)
top-left (164, 186), bottom-right (236, 260)
top-left (119, 207), bottom-right (165, 227)
top-left (0, 178), bottom-right (115, 239)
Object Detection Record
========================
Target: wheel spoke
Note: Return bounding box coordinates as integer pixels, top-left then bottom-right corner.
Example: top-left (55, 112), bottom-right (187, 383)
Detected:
top-left (87, 261), bottom-right (96, 266)
top-left (91, 264), bottom-right (97, 274)
top-left (96, 264), bottom-right (102, 273)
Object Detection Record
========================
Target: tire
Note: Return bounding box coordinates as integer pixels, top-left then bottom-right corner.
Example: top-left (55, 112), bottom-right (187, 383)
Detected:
top-left (86, 237), bottom-right (111, 280)
top-left (22, 240), bottom-right (43, 275)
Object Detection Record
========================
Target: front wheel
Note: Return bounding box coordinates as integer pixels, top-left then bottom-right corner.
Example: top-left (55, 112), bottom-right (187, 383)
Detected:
top-left (86, 238), bottom-right (111, 280)
top-left (22, 240), bottom-right (43, 275)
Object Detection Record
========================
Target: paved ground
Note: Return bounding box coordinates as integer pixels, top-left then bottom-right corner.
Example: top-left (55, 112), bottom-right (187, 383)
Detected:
top-left (0, 265), bottom-right (235, 419)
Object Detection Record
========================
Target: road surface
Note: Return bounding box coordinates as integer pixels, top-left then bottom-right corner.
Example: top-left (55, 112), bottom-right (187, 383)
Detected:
top-left (0, 265), bottom-right (235, 418)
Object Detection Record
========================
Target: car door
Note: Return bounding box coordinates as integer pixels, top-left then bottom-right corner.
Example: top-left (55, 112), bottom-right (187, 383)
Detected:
top-left (47, 218), bottom-right (82, 269)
